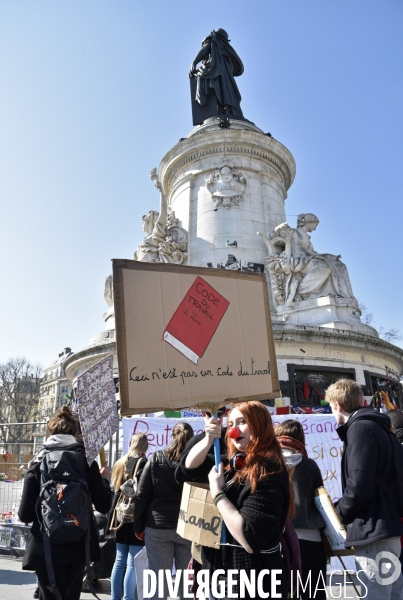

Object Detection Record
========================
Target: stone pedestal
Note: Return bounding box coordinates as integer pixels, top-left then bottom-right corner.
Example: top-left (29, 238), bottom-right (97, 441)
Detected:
top-left (276, 295), bottom-right (378, 336)
top-left (159, 120), bottom-right (296, 270)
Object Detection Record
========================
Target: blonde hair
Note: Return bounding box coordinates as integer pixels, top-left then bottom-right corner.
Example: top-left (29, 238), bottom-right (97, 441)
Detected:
top-left (326, 379), bottom-right (364, 413)
top-left (111, 432), bottom-right (148, 490)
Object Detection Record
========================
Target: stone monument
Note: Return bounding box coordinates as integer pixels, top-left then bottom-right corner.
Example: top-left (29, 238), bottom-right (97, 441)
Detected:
top-left (64, 30), bottom-right (403, 408)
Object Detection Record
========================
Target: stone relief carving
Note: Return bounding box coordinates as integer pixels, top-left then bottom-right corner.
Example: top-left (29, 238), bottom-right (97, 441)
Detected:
top-left (206, 165), bottom-right (246, 209)
top-left (258, 213), bottom-right (359, 308)
top-left (133, 168), bottom-right (188, 264)
top-left (102, 274), bottom-right (115, 329)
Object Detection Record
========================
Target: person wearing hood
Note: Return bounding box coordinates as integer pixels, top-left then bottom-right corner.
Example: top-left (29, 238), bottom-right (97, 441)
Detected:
top-left (327, 379), bottom-right (403, 599)
top-left (18, 405), bottom-right (112, 600)
top-left (133, 422), bottom-right (194, 600)
top-left (274, 419), bottom-right (326, 600)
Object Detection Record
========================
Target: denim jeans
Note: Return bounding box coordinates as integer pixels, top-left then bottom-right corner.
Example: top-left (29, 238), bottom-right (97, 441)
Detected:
top-left (111, 542), bottom-right (143, 600)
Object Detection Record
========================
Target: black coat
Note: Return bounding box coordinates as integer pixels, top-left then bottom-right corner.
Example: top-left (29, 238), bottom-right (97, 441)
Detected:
top-left (109, 455), bottom-right (146, 546)
top-left (335, 406), bottom-right (403, 547)
top-left (19, 442), bottom-right (112, 570)
top-left (175, 429), bottom-right (227, 485)
top-left (188, 453), bottom-right (289, 600)
top-left (133, 450), bottom-right (184, 532)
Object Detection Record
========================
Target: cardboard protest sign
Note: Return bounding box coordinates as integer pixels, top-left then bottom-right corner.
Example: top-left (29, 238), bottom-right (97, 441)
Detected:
top-left (314, 487), bottom-right (352, 556)
top-left (75, 354), bottom-right (119, 465)
top-left (113, 260), bottom-right (280, 415)
top-left (177, 482), bottom-right (223, 548)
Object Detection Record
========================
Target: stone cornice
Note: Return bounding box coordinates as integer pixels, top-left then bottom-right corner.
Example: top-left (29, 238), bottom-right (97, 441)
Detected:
top-left (159, 128), bottom-right (296, 195)
top-left (273, 323), bottom-right (403, 365)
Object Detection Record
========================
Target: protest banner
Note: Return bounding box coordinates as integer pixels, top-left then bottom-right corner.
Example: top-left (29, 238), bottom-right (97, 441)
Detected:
top-left (122, 417), bottom-right (204, 458)
top-left (75, 354), bottom-right (119, 465)
top-left (113, 261), bottom-right (280, 415)
top-left (122, 414), bottom-right (342, 500)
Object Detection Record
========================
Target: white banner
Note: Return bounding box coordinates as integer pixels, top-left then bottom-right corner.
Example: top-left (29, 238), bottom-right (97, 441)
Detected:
top-left (122, 417), bottom-right (204, 458)
top-left (122, 413), bottom-right (342, 501)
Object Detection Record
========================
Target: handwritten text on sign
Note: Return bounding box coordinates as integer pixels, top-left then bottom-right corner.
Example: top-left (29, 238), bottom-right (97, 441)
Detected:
top-left (122, 417), bottom-right (204, 458)
top-left (76, 355), bottom-right (119, 465)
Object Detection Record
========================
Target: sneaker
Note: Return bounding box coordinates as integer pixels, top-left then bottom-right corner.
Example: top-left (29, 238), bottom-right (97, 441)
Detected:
top-left (33, 588), bottom-right (40, 599)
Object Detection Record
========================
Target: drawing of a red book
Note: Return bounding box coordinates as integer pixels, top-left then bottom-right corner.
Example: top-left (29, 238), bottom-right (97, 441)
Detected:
top-left (163, 276), bottom-right (230, 364)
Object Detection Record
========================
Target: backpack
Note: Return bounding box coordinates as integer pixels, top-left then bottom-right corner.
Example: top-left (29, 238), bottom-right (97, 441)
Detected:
top-left (110, 456), bottom-right (144, 531)
top-left (35, 447), bottom-right (100, 600)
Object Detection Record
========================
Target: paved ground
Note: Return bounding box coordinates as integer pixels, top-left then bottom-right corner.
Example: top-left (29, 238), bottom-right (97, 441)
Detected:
top-left (0, 555), bottom-right (111, 600)
top-left (0, 554), bottom-right (365, 599)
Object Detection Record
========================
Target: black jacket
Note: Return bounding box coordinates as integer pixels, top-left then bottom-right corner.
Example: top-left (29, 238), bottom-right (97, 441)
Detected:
top-left (133, 449), bottom-right (184, 532)
top-left (335, 406), bottom-right (403, 547)
top-left (185, 453), bottom-right (289, 600)
top-left (109, 455), bottom-right (147, 546)
top-left (18, 435), bottom-right (112, 570)
top-left (175, 429), bottom-right (227, 485)
top-left (292, 457), bottom-right (325, 531)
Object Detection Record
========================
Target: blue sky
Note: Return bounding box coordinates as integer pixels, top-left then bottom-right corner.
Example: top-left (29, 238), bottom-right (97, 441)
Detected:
top-left (1, 0), bottom-right (402, 368)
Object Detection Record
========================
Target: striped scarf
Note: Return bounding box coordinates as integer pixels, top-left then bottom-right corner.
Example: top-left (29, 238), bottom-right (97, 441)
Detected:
top-left (277, 435), bottom-right (308, 458)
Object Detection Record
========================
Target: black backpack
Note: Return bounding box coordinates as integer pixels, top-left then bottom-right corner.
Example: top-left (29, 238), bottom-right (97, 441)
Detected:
top-left (35, 446), bottom-right (100, 600)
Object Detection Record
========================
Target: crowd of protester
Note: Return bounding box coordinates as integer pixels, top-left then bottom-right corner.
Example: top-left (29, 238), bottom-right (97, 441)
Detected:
top-left (19, 379), bottom-right (403, 599)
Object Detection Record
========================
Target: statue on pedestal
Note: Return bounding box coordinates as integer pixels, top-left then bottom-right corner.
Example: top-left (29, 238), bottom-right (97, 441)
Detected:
top-left (258, 213), bottom-right (358, 308)
top-left (133, 169), bottom-right (188, 264)
top-left (189, 29), bottom-right (245, 126)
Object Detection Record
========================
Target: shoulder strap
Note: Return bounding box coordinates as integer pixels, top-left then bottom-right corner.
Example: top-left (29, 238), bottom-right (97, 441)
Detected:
top-left (133, 456), bottom-right (145, 478)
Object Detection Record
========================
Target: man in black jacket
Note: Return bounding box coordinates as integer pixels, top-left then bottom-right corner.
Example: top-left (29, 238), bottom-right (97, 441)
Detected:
top-left (327, 379), bottom-right (403, 599)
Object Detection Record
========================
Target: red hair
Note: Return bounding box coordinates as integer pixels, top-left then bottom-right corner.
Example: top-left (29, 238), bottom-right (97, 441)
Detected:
top-left (227, 401), bottom-right (284, 492)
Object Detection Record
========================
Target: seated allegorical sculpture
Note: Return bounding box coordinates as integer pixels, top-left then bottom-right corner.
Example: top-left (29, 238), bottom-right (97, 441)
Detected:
top-left (258, 213), bottom-right (359, 308)
top-left (133, 169), bottom-right (188, 264)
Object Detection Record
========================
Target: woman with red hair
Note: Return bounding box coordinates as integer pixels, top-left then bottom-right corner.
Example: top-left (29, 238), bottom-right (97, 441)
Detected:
top-left (183, 401), bottom-right (291, 599)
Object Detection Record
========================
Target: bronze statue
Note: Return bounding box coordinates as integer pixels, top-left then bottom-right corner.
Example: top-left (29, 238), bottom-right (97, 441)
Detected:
top-left (189, 29), bottom-right (246, 126)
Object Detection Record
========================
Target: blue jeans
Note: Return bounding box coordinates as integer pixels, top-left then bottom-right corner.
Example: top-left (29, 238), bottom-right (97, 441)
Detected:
top-left (111, 542), bottom-right (143, 600)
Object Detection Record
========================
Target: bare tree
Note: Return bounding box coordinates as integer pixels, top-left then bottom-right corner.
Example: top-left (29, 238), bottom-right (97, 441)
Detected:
top-left (0, 358), bottom-right (43, 456)
top-left (358, 301), bottom-right (401, 342)
top-left (358, 301), bottom-right (374, 326)
top-left (378, 327), bottom-right (402, 343)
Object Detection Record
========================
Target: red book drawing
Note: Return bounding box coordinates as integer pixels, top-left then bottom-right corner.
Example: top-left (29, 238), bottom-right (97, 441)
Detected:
top-left (163, 276), bottom-right (230, 364)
